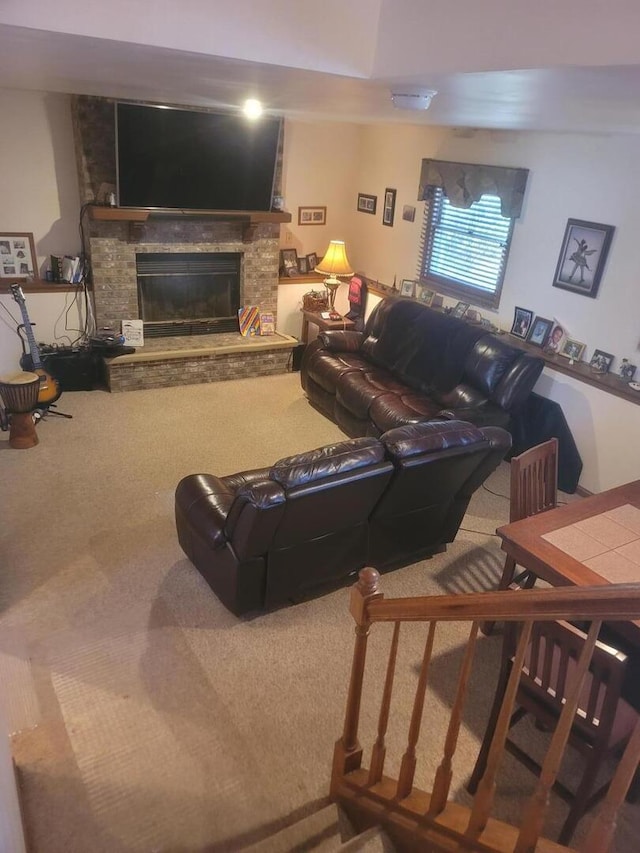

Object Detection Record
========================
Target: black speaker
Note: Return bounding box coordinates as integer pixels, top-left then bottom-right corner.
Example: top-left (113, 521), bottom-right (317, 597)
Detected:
top-left (41, 350), bottom-right (103, 391)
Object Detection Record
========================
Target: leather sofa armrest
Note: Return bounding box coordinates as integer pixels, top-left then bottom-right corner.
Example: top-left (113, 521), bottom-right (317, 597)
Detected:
top-left (175, 474), bottom-right (237, 549)
top-left (437, 403), bottom-right (511, 429)
top-left (318, 330), bottom-right (365, 352)
top-left (225, 480), bottom-right (286, 558)
top-left (492, 354), bottom-right (544, 412)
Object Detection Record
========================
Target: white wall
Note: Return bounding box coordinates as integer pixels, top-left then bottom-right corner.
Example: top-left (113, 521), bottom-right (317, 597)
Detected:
top-left (344, 123), bottom-right (640, 492)
top-left (0, 88), bottom-right (84, 374)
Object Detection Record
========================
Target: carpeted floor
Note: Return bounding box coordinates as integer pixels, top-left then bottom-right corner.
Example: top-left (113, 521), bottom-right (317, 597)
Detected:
top-left (1, 373), bottom-right (638, 852)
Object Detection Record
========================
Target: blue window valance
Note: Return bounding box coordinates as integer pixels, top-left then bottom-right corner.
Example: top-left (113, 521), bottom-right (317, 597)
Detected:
top-left (418, 159), bottom-right (529, 219)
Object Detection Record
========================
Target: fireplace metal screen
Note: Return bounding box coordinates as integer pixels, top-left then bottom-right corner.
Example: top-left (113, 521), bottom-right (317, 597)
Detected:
top-left (136, 252), bottom-right (241, 337)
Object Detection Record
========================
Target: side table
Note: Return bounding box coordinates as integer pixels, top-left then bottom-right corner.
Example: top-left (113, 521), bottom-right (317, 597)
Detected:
top-left (300, 310), bottom-right (355, 344)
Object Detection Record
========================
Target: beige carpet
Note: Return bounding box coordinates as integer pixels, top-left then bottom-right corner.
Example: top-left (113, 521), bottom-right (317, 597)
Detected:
top-left (0, 373), bottom-right (638, 852)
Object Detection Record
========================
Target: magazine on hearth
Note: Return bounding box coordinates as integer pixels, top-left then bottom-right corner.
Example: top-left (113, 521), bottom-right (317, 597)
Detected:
top-left (259, 312), bottom-right (275, 335)
top-left (238, 306), bottom-right (261, 336)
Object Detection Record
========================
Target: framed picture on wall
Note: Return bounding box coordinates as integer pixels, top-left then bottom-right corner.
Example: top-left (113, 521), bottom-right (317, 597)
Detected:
top-left (0, 232), bottom-right (36, 280)
top-left (382, 188), bottom-right (397, 227)
top-left (357, 193), bottom-right (377, 214)
top-left (552, 219), bottom-right (615, 298)
top-left (298, 206), bottom-right (327, 226)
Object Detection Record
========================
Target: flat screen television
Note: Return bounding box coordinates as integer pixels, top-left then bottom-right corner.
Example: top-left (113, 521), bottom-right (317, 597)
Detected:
top-left (115, 102), bottom-right (282, 211)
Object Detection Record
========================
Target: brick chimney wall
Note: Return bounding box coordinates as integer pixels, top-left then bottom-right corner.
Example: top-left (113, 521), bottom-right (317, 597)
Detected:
top-left (70, 96), bottom-right (283, 331)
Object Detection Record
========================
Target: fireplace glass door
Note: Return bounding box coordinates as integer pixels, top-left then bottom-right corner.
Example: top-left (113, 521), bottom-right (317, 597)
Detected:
top-left (136, 252), bottom-right (241, 336)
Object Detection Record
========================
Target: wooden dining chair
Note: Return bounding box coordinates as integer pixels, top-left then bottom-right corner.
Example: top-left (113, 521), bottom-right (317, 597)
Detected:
top-left (482, 437), bottom-right (558, 634)
top-left (469, 617), bottom-right (639, 846)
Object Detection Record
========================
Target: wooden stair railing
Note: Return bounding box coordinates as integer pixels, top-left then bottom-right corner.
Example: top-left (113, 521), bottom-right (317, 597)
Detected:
top-left (331, 568), bottom-right (640, 853)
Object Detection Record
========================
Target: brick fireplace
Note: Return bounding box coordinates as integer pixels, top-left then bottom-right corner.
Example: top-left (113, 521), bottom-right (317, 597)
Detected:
top-left (88, 216), bottom-right (281, 333)
top-left (72, 95), bottom-right (295, 391)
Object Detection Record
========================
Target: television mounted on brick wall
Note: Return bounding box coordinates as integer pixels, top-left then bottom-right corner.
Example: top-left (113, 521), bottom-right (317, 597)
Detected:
top-left (115, 102), bottom-right (282, 212)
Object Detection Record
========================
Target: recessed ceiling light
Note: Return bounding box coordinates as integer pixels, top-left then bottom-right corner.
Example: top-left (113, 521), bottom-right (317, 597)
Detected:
top-left (243, 99), bottom-right (263, 119)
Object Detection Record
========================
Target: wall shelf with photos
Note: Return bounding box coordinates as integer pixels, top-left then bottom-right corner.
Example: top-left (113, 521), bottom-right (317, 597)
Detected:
top-left (361, 278), bottom-right (640, 408)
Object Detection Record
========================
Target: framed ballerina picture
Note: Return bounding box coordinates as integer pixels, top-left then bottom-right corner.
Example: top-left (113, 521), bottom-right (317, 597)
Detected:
top-left (552, 219), bottom-right (615, 298)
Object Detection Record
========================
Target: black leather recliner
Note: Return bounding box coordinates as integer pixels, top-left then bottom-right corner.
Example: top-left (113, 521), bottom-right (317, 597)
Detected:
top-left (175, 420), bottom-right (512, 615)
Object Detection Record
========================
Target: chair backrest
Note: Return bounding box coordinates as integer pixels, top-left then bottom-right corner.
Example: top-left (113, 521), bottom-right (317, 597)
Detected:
top-left (515, 618), bottom-right (628, 744)
top-left (369, 420), bottom-right (511, 567)
top-left (510, 436), bottom-right (558, 523)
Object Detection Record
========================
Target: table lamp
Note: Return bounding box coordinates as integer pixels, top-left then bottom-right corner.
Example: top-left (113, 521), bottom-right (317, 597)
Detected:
top-left (314, 240), bottom-right (354, 310)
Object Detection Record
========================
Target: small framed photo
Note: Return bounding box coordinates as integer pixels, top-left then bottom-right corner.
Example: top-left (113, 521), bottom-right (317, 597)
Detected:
top-left (560, 338), bottom-right (586, 362)
top-left (298, 206), bottom-right (327, 226)
top-left (402, 205), bottom-right (416, 222)
top-left (545, 322), bottom-right (566, 354)
top-left (298, 256), bottom-right (309, 274)
top-left (357, 193), bottom-right (377, 215)
top-left (510, 306), bottom-right (534, 339)
top-left (0, 232), bottom-right (36, 280)
top-left (306, 252), bottom-right (318, 271)
top-left (619, 361), bottom-right (637, 381)
top-left (526, 315), bottom-right (554, 348)
top-left (382, 188), bottom-right (397, 227)
top-left (418, 285), bottom-right (435, 305)
top-left (400, 279), bottom-right (415, 297)
top-left (552, 219), bottom-right (615, 298)
top-left (279, 248), bottom-right (299, 276)
top-left (589, 349), bottom-right (614, 374)
top-left (451, 301), bottom-right (470, 319)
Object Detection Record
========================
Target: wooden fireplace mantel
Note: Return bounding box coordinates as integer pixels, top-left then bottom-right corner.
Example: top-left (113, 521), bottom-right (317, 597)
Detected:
top-left (87, 205), bottom-right (292, 242)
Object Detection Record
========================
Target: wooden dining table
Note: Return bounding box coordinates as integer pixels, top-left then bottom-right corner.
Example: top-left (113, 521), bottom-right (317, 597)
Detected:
top-left (497, 479), bottom-right (640, 647)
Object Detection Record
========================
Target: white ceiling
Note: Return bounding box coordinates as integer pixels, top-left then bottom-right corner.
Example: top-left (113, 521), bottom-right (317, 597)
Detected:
top-left (2, 1), bottom-right (640, 134)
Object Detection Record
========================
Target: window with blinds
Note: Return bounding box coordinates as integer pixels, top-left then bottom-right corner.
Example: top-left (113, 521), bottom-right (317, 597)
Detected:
top-left (419, 189), bottom-right (515, 309)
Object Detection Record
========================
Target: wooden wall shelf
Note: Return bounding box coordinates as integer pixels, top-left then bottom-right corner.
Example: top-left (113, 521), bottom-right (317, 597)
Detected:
top-left (11, 280), bottom-right (81, 293)
top-left (88, 205), bottom-right (292, 243)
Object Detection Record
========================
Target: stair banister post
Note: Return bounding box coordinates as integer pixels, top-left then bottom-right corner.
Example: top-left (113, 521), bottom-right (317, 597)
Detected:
top-left (331, 568), bottom-right (383, 798)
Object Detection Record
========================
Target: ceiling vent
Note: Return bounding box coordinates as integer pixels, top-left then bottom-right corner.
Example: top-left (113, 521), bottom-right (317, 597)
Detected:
top-left (391, 90), bottom-right (438, 111)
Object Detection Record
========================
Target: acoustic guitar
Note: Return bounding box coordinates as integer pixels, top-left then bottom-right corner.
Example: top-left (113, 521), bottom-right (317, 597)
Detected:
top-left (10, 284), bottom-right (61, 406)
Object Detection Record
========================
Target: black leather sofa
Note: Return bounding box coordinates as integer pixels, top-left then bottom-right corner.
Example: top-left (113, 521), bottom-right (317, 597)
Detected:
top-left (301, 297), bottom-right (544, 437)
top-left (175, 420), bottom-right (511, 615)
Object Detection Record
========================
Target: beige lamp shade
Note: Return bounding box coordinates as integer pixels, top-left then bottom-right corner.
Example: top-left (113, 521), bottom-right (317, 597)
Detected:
top-left (314, 240), bottom-right (354, 309)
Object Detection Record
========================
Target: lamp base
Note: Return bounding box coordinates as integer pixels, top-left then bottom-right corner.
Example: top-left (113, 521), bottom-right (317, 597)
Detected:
top-left (324, 277), bottom-right (340, 310)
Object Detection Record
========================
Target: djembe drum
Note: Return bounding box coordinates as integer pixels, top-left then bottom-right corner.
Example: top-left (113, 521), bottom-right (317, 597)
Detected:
top-left (0, 371), bottom-right (40, 448)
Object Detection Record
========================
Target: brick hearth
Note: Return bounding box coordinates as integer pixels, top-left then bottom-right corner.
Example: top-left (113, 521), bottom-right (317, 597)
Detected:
top-left (104, 331), bottom-right (296, 392)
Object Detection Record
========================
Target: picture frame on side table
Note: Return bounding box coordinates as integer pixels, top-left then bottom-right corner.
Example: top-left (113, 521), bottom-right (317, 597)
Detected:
top-left (526, 316), bottom-right (554, 348)
top-left (298, 206), bottom-right (327, 226)
top-left (279, 248), bottom-right (299, 276)
top-left (0, 232), bottom-right (36, 279)
top-left (357, 193), bottom-right (377, 214)
top-left (382, 188), bottom-right (397, 227)
top-left (510, 306), bottom-right (534, 339)
top-left (559, 338), bottom-right (586, 362)
top-left (298, 256), bottom-right (309, 274)
top-left (552, 219), bottom-right (615, 298)
top-left (306, 252), bottom-right (318, 271)
top-left (400, 279), bottom-right (415, 297)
